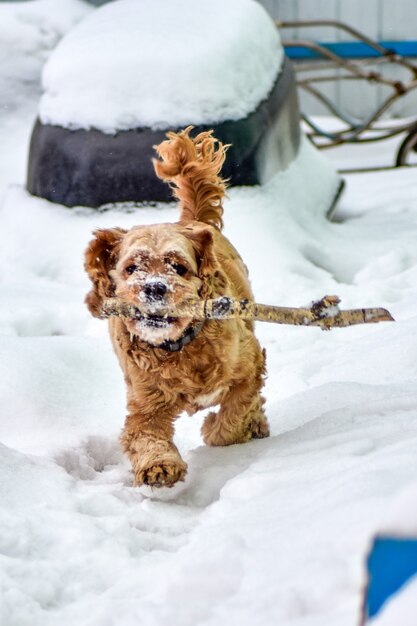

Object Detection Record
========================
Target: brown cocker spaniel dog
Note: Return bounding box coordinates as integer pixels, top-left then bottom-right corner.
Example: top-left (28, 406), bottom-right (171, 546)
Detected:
top-left (84, 127), bottom-right (269, 487)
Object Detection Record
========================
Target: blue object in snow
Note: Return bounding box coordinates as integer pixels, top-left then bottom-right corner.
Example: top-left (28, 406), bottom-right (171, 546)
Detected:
top-left (285, 40), bottom-right (417, 60)
top-left (364, 536), bottom-right (417, 621)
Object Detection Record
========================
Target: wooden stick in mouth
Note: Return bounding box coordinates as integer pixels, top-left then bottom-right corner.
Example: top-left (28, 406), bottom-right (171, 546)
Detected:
top-left (101, 295), bottom-right (394, 330)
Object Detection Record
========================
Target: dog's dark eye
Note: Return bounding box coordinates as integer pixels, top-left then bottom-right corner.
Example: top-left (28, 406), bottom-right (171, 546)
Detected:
top-left (171, 263), bottom-right (188, 276)
top-left (125, 264), bottom-right (138, 275)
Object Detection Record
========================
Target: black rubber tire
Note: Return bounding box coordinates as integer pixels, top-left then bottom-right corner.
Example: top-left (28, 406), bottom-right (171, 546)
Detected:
top-left (27, 58), bottom-right (301, 208)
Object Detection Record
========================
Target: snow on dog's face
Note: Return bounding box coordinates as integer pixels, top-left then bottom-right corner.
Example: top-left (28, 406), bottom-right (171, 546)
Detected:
top-left (84, 223), bottom-right (215, 345)
top-left (113, 224), bottom-right (202, 344)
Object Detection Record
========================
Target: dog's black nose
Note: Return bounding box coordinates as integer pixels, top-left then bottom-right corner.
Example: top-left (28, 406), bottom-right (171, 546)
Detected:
top-left (143, 281), bottom-right (168, 301)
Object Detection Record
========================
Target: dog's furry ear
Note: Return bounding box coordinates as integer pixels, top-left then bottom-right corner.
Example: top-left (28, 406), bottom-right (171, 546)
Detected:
top-left (186, 226), bottom-right (228, 298)
top-left (84, 228), bottom-right (126, 317)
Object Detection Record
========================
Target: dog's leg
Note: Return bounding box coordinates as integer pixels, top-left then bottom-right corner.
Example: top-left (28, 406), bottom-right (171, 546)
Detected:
top-left (120, 403), bottom-right (187, 487)
top-left (201, 383), bottom-right (269, 447)
top-left (202, 342), bottom-right (269, 446)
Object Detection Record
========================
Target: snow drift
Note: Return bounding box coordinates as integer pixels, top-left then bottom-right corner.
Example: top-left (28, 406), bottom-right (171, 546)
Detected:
top-left (39, 0), bottom-right (284, 132)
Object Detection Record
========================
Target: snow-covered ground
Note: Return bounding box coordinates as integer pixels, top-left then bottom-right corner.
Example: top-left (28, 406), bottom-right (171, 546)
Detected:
top-left (1, 2), bottom-right (417, 625)
top-left (0, 0), bottom-right (91, 187)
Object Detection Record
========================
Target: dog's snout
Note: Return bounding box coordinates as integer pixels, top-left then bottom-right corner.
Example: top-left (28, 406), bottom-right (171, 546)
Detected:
top-left (143, 281), bottom-right (168, 301)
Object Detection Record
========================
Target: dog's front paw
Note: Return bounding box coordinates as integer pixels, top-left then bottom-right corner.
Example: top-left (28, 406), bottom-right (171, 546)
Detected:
top-left (134, 459), bottom-right (187, 488)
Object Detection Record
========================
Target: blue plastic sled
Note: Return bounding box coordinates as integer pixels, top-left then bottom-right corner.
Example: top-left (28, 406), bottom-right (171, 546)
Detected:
top-left (362, 535), bottom-right (417, 623)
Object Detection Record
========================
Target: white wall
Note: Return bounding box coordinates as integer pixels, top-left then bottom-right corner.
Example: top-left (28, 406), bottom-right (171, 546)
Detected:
top-left (261, 0), bottom-right (417, 119)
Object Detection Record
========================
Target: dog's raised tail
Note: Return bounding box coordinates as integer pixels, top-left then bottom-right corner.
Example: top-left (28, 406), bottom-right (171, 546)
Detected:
top-left (153, 126), bottom-right (229, 230)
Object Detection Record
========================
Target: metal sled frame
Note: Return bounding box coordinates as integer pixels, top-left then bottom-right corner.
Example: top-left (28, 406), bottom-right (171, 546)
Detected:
top-left (278, 19), bottom-right (417, 169)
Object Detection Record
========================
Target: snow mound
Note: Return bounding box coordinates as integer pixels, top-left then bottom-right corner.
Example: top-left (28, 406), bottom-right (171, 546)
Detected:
top-left (39, 0), bottom-right (284, 133)
top-left (0, 0), bottom-right (91, 188)
top-left (0, 0), bottom-right (90, 71)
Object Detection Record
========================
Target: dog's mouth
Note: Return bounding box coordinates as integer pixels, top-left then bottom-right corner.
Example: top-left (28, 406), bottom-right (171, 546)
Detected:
top-left (127, 304), bottom-right (196, 345)
top-left (126, 308), bottom-right (202, 349)
top-left (137, 313), bottom-right (176, 329)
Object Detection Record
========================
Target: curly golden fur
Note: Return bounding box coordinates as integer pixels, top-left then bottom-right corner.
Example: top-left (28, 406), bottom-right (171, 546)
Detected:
top-left (84, 127), bottom-right (269, 488)
top-left (153, 125), bottom-right (228, 230)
